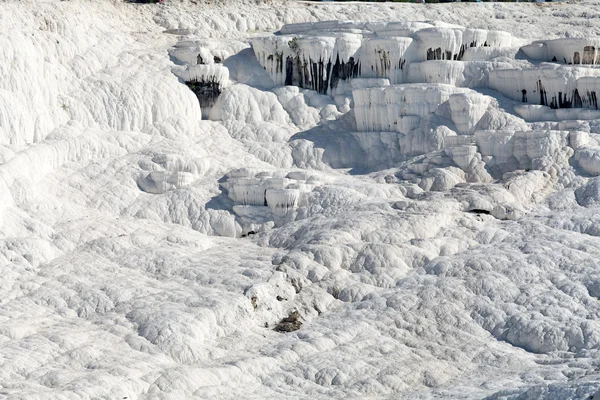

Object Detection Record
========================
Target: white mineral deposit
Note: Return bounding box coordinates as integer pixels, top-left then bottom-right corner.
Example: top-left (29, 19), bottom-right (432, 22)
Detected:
top-left (2, 0), bottom-right (600, 399)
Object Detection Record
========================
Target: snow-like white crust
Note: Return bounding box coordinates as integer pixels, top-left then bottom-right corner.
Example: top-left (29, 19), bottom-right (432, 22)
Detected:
top-left (3, 1), bottom-right (600, 400)
top-left (173, 64), bottom-right (230, 84)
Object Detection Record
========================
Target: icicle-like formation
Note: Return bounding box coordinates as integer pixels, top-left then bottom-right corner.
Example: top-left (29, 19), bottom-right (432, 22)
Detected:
top-left (576, 76), bottom-right (600, 109)
top-left (417, 28), bottom-right (464, 61)
top-left (252, 22), bottom-right (600, 126)
top-left (360, 37), bottom-right (414, 84)
top-left (416, 28), bottom-right (512, 62)
top-left (224, 177), bottom-right (296, 207)
top-left (226, 178), bottom-right (269, 206)
top-left (252, 24), bottom-right (513, 97)
top-left (353, 84), bottom-right (468, 132)
top-left (489, 66), bottom-right (600, 109)
top-left (522, 38), bottom-right (600, 65)
top-left (265, 189), bottom-right (300, 217)
top-left (173, 64), bottom-right (230, 118)
top-left (251, 36), bottom-right (291, 87)
top-left (252, 34), bottom-right (362, 94)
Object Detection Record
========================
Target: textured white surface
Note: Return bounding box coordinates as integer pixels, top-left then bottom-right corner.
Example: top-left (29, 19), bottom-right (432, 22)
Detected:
top-left (3, 1), bottom-right (600, 400)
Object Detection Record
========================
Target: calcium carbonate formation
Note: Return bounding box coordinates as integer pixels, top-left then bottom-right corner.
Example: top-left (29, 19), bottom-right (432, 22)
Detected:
top-left (248, 21), bottom-right (600, 127)
top-left (6, 2), bottom-right (600, 399)
top-left (168, 21), bottom-right (600, 133)
top-left (222, 169), bottom-right (313, 234)
top-left (251, 22), bottom-right (512, 96)
top-left (171, 42), bottom-right (231, 118)
top-left (159, 20), bottom-right (600, 205)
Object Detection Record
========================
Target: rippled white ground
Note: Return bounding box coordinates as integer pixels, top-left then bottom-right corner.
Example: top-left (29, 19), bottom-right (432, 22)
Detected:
top-left (2, 1), bottom-right (600, 399)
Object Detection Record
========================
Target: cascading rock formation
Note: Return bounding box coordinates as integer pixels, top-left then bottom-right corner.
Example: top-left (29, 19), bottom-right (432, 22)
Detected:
top-left (3, 2), bottom-right (600, 400)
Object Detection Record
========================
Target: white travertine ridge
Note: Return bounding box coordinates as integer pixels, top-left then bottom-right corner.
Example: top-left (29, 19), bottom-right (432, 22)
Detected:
top-left (252, 23), bottom-right (514, 97)
top-left (522, 38), bottom-right (600, 65)
top-left (3, 1), bottom-right (600, 400)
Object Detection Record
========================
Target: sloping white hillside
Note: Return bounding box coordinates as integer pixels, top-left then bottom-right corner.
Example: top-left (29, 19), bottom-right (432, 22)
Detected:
top-left (2, 1), bottom-right (600, 399)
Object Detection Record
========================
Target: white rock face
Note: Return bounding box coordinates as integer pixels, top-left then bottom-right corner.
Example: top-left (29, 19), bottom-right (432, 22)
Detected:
top-left (138, 170), bottom-right (195, 194)
top-left (416, 27), bottom-right (512, 61)
top-left (222, 170), bottom-right (312, 229)
top-left (489, 65), bottom-right (600, 109)
top-left (360, 37), bottom-right (414, 84)
top-left (575, 177), bottom-right (600, 206)
top-left (4, 1), bottom-right (600, 400)
top-left (354, 84), bottom-right (468, 132)
top-left (408, 60), bottom-right (513, 87)
top-left (522, 38), bottom-right (600, 65)
top-left (575, 146), bottom-right (600, 176)
top-left (475, 129), bottom-right (572, 174)
top-left (517, 104), bottom-right (600, 122)
top-left (175, 65), bottom-right (230, 118)
top-left (252, 33), bottom-right (363, 94)
top-left (448, 92), bottom-right (492, 134)
top-left (173, 63), bottom-right (230, 84)
top-left (210, 84), bottom-right (290, 124)
top-left (251, 24), bottom-right (513, 97)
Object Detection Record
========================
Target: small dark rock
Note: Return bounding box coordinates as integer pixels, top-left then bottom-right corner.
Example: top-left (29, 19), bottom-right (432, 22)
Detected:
top-left (467, 208), bottom-right (491, 215)
top-left (274, 311), bottom-right (302, 333)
